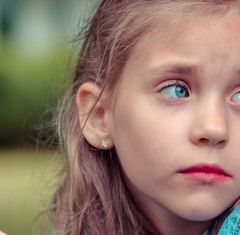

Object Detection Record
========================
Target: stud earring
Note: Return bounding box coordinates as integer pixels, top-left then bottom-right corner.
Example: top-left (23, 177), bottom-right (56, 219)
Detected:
top-left (101, 140), bottom-right (108, 148)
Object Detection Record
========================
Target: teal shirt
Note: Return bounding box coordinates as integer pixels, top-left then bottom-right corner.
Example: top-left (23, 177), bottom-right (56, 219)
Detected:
top-left (203, 204), bottom-right (240, 235)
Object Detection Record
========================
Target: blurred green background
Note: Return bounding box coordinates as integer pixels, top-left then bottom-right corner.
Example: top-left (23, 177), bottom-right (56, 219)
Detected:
top-left (0, 0), bottom-right (97, 234)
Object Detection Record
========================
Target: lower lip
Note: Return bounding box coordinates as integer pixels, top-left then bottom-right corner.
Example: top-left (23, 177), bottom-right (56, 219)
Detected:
top-left (181, 171), bottom-right (231, 183)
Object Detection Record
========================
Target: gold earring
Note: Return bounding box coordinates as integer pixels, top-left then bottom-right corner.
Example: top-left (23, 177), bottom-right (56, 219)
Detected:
top-left (101, 140), bottom-right (108, 148)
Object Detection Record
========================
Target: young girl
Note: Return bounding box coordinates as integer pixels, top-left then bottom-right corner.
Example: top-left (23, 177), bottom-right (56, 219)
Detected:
top-left (49, 0), bottom-right (240, 234)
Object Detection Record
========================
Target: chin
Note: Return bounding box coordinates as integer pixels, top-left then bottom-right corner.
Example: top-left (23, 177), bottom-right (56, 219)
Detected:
top-left (173, 193), bottom-right (237, 222)
top-left (179, 205), bottom-right (229, 222)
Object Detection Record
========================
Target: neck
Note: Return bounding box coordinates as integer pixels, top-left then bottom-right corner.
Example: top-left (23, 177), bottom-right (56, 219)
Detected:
top-left (151, 213), bottom-right (213, 235)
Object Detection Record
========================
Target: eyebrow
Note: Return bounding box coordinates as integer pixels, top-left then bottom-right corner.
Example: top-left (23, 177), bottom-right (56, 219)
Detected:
top-left (144, 62), bottom-right (203, 78)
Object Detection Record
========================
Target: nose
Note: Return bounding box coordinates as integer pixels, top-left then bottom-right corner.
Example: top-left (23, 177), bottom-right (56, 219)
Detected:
top-left (190, 100), bottom-right (229, 148)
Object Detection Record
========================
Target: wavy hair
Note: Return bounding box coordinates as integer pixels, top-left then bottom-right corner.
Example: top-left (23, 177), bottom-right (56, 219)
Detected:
top-left (47, 1), bottom-right (240, 235)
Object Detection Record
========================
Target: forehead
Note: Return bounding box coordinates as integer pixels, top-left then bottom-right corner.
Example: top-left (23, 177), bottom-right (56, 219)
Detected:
top-left (128, 13), bottom-right (240, 65)
top-left (115, 13), bottom-right (240, 96)
top-left (107, 5), bottom-right (240, 105)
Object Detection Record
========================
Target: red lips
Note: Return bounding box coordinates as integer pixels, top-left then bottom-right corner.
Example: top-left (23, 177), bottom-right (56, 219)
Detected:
top-left (178, 164), bottom-right (232, 183)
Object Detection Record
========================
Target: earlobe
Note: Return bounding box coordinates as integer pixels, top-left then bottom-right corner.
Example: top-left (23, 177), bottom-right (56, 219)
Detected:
top-left (76, 83), bottom-right (114, 149)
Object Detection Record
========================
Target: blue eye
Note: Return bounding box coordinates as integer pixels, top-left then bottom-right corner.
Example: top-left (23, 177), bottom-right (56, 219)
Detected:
top-left (161, 85), bottom-right (189, 98)
top-left (232, 92), bottom-right (240, 103)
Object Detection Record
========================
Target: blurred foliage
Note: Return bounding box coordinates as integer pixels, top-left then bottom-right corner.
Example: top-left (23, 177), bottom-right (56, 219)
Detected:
top-left (0, 1), bottom-right (98, 235)
top-left (0, 39), bottom-right (76, 146)
top-left (0, 148), bottom-right (62, 235)
top-left (0, 0), bottom-right (100, 146)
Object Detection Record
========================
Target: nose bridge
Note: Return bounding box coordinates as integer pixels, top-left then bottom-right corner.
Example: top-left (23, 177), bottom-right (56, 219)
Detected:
top-left (191, 93), bottom-right (229, 147)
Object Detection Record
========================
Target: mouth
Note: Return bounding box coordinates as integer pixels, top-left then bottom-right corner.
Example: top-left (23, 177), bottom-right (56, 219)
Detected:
top-left (178, 164), bottom-right (233, 183)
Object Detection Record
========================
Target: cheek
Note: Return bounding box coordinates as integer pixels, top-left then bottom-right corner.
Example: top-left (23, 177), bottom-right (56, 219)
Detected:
top-left (112, 105), bottom-right (187, 182)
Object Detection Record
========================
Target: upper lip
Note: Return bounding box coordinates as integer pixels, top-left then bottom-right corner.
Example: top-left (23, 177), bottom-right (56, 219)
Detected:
top-left (178, 164), bottom-right (233, 178)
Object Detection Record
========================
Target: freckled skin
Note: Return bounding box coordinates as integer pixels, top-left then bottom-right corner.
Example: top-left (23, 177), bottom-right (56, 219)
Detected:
top-left (109, 15), bottom-right (240, 235)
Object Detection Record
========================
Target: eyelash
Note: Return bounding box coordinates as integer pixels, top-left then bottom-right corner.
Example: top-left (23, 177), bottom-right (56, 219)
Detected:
top-left (161, 80), bottom-right (188, 90)
top-left (158, 82), bottom-right (240, 105)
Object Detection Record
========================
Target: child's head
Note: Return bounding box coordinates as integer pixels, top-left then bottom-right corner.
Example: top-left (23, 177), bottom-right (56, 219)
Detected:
top-left (53, 1), bottom-right (240, 235)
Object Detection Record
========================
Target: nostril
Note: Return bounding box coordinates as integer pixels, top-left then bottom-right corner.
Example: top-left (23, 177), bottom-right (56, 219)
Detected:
top-left (199, 138), bottom-right (209, 144)
top-left (217, 139), bottom-right (226, 147)
top-left (199, 138), bottom-right (227, 147)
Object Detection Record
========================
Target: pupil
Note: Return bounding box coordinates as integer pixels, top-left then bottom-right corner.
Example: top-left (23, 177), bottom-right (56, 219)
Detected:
top-left (175, 86), bottom-right (186, 97)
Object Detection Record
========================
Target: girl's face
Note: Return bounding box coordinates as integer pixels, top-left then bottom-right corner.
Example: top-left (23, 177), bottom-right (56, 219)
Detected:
top-left (109, 14), bottom-right (240, 234)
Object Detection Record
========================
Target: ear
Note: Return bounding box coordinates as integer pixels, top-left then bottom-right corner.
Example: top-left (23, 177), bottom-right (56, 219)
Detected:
top-left (76, 82), bottom-right (114, 149)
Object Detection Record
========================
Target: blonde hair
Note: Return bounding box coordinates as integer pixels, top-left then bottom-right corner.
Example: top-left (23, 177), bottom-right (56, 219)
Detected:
top-left (49, 1), bottom-right (240, 235)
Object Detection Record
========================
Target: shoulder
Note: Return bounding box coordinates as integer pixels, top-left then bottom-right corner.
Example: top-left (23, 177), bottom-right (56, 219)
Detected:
top-left (217, 205), bottom-right (240, 235)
